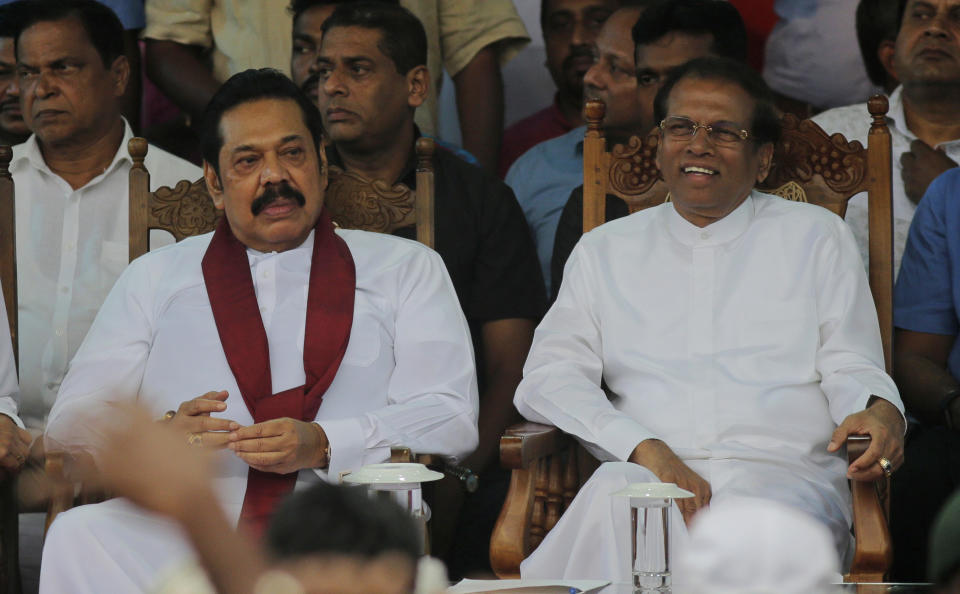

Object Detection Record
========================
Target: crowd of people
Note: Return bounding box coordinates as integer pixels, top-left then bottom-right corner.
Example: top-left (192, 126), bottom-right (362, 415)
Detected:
top-left (0, 0), bottom-right (958, 592)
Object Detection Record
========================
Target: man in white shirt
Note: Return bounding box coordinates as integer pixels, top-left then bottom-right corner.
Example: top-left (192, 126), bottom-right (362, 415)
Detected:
top-left (39, 68), bottom-right (478, 593)
top-left (811, 0), bottom-right (960, 276)
top-left (8, 0), bottom-right (201, 429)
top-left (0, 284), bottom-right (30, 476)
top-left (515, 56), bottom-right (906, 584)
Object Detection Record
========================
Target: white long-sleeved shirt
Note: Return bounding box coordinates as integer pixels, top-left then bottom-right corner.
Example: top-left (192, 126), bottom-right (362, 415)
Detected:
top-left (811, 86), bottom-right (960, 277)
top-left (515, 192), bottom-right (903, 532)
top-left (0, 283), bottom-right (23, 428)
top-left (12, 120), bottom-right (201, 429)
top-left (45, 228), bottom-right (479, 519)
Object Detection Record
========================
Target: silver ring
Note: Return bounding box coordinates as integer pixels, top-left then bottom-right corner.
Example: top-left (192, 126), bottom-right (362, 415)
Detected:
top-left (878, 457), bottom-right (893, 477)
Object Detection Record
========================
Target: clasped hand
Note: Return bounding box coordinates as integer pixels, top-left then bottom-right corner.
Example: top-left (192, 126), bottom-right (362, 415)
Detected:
top-left (171, 392), bottom-right (328, 474)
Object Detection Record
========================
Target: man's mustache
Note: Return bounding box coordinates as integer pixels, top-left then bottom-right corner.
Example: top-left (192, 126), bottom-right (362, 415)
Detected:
top-left (251, 182), bottom-right (306, 215)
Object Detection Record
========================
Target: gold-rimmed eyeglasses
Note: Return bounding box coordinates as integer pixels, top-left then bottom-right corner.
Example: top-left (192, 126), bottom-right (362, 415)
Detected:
top-left (659, 116), bottom-right (751, 146)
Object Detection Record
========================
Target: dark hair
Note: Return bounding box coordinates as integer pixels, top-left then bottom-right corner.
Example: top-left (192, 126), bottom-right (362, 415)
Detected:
top-left (632, 0), bottom-right (748, 63)
top-left (320, 2), bottom-right (426, 75)
top-left (0, 3), bottom-right (25, 39)
top-left (897, 0), bottom-right (909, 32)
top-left (288, 0), bottom-right (400, 24)
top-left (266, 482), bottom-right (421, 562)
top-left (199, 68), bottom-right (324, 176)
top-left (857, 0), bottom-right (900, 87)
top-left (9, 0), bottom-right (124, 68)
top-left (653, 56), bottom-right (781, 147)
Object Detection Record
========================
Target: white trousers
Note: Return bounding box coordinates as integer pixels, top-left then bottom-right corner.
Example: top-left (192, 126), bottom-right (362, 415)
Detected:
top-left (520, 461), bottom-right (852, 584)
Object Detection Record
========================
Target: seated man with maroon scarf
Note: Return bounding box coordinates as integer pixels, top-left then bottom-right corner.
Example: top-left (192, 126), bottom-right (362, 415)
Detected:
top-left (37, 68), bottom-right (479, 594)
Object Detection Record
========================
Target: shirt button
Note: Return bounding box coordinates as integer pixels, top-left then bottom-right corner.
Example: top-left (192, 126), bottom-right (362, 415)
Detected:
top-left (60, 286), bottom-right (69, 294)
top-left (700, 231), bottom-right (710, 240)
top-left (55, 329), bottom-right (64, 337)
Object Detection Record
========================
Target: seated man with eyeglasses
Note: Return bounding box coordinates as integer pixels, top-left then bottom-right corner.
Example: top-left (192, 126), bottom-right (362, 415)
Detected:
top-left (514, 56), bottom-right (906, 583)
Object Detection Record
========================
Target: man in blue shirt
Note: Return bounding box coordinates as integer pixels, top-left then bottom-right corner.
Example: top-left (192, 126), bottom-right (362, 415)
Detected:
top-left (506, 3), bottom-right (648, 293)
top-left (891, 166), bottom-right (960, 580)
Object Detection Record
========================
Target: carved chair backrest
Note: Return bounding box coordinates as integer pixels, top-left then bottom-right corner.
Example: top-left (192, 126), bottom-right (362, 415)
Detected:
top-left (324, 137), bottom-right (436, 249)
top-left (128, 138), bottom-right (222, 262)
top-left (0, 147), bottom-right (15, 370)
top-left (582, 96), bottom-right (894, 371)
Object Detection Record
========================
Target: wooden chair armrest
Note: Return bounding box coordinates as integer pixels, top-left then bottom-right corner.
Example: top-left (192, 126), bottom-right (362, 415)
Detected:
top-left (499, 422), bottom-right (569, 470)
top-left (845, 435), bottom-right (892, 583)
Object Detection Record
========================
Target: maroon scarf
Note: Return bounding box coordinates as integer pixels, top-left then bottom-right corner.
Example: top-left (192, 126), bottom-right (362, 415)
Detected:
top-left (201, 210), bottom-right (355, 535)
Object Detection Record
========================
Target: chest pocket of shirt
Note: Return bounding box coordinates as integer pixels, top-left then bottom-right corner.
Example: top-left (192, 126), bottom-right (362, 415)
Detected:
top-left (735, 298), bottom-right (819, 381)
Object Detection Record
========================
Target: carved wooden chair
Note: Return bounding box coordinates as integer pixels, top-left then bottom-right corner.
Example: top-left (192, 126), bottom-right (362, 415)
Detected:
top-left (0, 146), bottom-right (21, 594)
top-left (491, 97), bottom-right (895, 582)
top-left (325, 137), bottom-right (436, 249)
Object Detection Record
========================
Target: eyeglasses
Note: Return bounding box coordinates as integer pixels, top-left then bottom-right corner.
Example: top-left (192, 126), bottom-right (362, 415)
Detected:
top-left (658, 116), bottom-right (751, 146)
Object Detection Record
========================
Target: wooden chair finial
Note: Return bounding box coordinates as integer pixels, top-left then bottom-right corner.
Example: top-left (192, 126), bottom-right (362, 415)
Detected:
top-left (868, 95), bottom-right (890, 127)
top-left (416, 137), bottom-right (435, 172)
top-left (0, 146), bottom-right (11, 177)
top-left (128, 137), bottom-right (149, 169)
top-left (584, 99), bottom-right (605, 131)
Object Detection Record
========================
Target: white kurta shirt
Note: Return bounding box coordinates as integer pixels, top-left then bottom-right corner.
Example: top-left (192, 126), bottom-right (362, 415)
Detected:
top-left (45, 228), bottom-right (479, 522)
top-left (515, 192), bottom-right (903, 541)
top-left (811, 86), bottom-right (960, 277)
top-left (0, 283), bottom-right (23, 428)
top-left (12, 120), bottom-right (201, 428)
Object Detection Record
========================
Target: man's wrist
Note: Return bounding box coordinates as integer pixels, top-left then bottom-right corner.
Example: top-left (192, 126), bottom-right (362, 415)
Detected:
top-left (311, 422), bottom-right (330, 469)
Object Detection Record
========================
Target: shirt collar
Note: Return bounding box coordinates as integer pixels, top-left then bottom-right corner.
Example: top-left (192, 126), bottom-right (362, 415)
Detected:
top-left (885, 86), bottom-right (913, 140)
top-left (246, 229), bottom-right (316, 262)
top-left (11, 117), bottom-right (135, 182)
top-left (666, 190), bottom-right (756, 247)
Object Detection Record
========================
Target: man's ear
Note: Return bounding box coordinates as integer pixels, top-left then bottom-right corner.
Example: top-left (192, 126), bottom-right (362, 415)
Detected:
top-left (110, 55), bottom-right (130, 98)
top-left (755, 142), bottom-right (775, 184)
top-left (877, 41), bottom-right (898, 89)
top-left (406, 65), bottom-right (429, 109)
top-left (203, 161), bottom-right (226, 210)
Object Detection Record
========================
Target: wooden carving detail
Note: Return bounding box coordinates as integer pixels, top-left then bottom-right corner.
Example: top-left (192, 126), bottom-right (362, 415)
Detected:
top-left (760, 115), bottom-right (868, 216)
top-left (326, 165), bottom-right (416, 233)
top-left (769, 180), bottom-right (808, 203)
top-left (149, 179), bottom-right (222, 241)
top-left (608, 134), bottom-right (662, 197)
top-left (607, 134), bottom-right (669, 214)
